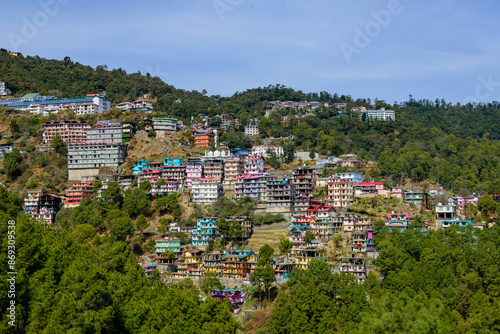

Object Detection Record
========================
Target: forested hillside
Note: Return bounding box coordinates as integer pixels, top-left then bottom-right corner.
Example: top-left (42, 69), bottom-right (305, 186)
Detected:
top-left (0, 188), bottom-right (239, 333)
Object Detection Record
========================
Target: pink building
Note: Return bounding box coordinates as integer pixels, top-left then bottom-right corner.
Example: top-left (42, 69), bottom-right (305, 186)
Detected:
top-left (149, 178), bottom-right (180, 195)
top-left (185, 163), bottom-right (204, 188)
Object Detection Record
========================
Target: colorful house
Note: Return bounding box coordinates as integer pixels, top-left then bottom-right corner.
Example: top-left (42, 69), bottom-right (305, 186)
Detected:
top-left (192, 217), bottom-right (218, 246)
top-left (221, 250), bottom-right (257, 279)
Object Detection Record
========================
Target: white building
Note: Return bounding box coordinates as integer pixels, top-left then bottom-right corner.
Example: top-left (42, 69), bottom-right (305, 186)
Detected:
top-left (0, 94), bottom-right (110, 115)
top-left (244, 124), bottom-right (259, 136)
top-left (251, 145), bottom-right (284, 158)
top-left (363, 108), bottom-right (395, 121)
top-left (191, 178), bottom-right (222, 203)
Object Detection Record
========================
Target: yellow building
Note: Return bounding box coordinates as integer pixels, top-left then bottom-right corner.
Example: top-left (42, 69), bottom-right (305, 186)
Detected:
top-left (221, 250), bottom-right (257, 279)
top-left (294, 249), bottom-right (326, 270)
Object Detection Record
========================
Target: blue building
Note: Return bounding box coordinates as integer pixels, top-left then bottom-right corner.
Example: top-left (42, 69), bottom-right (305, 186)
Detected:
top-left (192, 217), bottom-right (218, 246)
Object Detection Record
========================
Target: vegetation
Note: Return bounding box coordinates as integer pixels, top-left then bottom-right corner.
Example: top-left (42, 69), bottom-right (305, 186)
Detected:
top-left (0, 188), bottom-right (240, 333)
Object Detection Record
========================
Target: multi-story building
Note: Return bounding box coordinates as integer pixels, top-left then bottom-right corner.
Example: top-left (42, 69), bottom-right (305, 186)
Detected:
top-left (155, 237), bottom-right (181, 259)
top-left (436, 203), bottom-right (457, 223)
top-left (138, 169), bottom-right (162, 184)
top-left (244, 155), bottom-right (264, 174)
top-left (244, 124), bottom-right (259, 136)
top-left (64, 181), bottom-right (93, 208)
top-left (221, 250), bottom-right (257, 279)
top-left (185, 163), bottom-right (204, 188)
top-left (294, 249), bottom-right (326, 270)
top-left (67, 142), bottom-right (127, 180)
top-left (448, 196), bottom-right (479, 219)
top-left (334, 172), bottom-right (363, 184)
top-left (116, 99), bottom-right (155, 113)
top-left (191, 178), bottom-right (222, 203)
top-left (172, 249), bottom-right (204, 280)
top-left (192, 129), bottom-right (215, 147)
top-left (223, 157), bottom-right (244, 185)
top-left (310, 206), bottom-right (342, 241)
top-left (404, 191), bottom-right (432, 208)
top-left (1, 93), bottom-right (111, 115)
top-left (24, 191), bottom-right (62, 225)
top-left (42, 121), bottom-right (92, 145)
top-left (339, 258), bottom-right (367, 284)
top-left (327, 178), bottom-right (354, 209)
top-left (203, 251), bottom-right (223, 275)
top-left (210, 289), bottom-right (245, 314)
top-left (234, 173), bottom-right (274, 200)
top-left (385, 212), bottom-right (410, 232)
top-left (354, 182), bottom-right (384, 196)
top-left (192, 217), bottom-right (218, 247)
top-left (153, 117), bottom-right (178, 136)
top-left (251, 145), bottom-right (284, 158)
top-left (291, 166), bottom-right (317, 197)
top-left (149, 178), bottom-right (180, 196)
top-left (86, 121), bottom-right (124, 143)
top-left (161, 165), bottom-right (186, 182)
top-left (226, 216), bottom-right (253, 240)
top-left (363, 107), bottom-right (396, 121)
top-left (266, 178), bottom-right (296, 209)
top-left (203, 158), bottom-right (224, 180)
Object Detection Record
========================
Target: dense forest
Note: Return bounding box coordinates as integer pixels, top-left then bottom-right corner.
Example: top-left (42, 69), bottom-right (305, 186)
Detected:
top-left (0, 187), bottom-right (240, 333)
top-left (268, 224), bottom-right (500, 333)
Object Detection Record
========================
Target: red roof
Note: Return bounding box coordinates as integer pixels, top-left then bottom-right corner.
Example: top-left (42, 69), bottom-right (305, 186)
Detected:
top-left (356, 182), bottom-right (383, 186)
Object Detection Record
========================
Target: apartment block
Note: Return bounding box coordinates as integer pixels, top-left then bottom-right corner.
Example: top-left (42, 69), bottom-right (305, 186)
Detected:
top-left (363, 107), bottom-right (396, 121)
top-left (24, 191), bottom-right (62, 225)
top-left (149, 178), bottom-right (180, 196)
top-left (251, 145), bottom-right (284, 158)
top-left (294, 249), bottom-right (326, 270)
top-left (266, 178), bottom-right (296, 209)
top-left (234, 173), bottom-right (274, 200)
top-left (172, 249), bottom-right (204, 280)
top-left (1, 93), bottom-right (111, 115)
top-left (291, 166), bottom-right (317, 197)
top-left (203, 157), bottom-right (224, 180)
top-left (244, 124), bottom-right (259, 136)
top-left (191, 178), bottom-right (222, 203)
top-left (327, 178), bottom-right (354, 209)
top-left (244, 155), bottom-right (264, 174)
top-left (339, 258), bottom-right (367, 284)
top-left (68, 142), bottom-right (127, 180)
top-left (185, 163), bottom-right (204, 187)
top-left (153, 117), bottom-right (178, 136)
top-left (86, 122), bottom-right (124, 143)
top-left (116, 99), bottom-right (155, 113)
top-left (64, 182), bottom-right (93, 208)
top-left (192, 217), bottom-right (218, 246)
top-left (42, 120), bottom-right (91, 145)
top-left (223, 157), bottom-right (244, 185)
top-left (221, 250), bottom-right (257, 279)
top-left (203, 251), bottom-right (223, 275)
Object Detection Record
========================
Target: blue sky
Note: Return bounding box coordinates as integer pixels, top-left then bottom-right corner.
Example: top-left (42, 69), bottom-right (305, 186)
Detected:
top-left (1, 0), bottom-right (499, 104)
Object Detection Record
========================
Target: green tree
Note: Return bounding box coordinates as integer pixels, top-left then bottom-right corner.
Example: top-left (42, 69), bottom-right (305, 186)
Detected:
top-left (139, 180), bottom-right (152, 193)
top-left (279, 236), bottom-right (293, 260)
top-left (4, 148), bottom-right (22, 179)
top-left (477, 195), bottom-right (497, 221)
top-left (304, 230), bottom-right (316, 245)
top-left (99, 181), bottom-right (123, 210)
top-left (110, 215), bottom-right (135, 240)
top-left (258, 243), bottom-right (274, 266)
top-left (135, 214), bottom-right (149, 234)
top-left (51, 133), bottom-right (67, 156)
top-left (201, 272), bottom-right (223, 295)
top-left (123, 187), bottom-right (151, 217)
